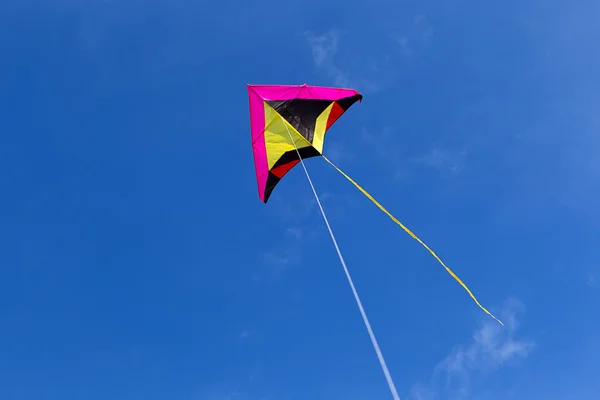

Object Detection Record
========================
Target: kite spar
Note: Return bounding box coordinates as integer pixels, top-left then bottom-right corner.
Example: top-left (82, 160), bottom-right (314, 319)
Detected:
top-left (247, 83), bottom-right (502, 399)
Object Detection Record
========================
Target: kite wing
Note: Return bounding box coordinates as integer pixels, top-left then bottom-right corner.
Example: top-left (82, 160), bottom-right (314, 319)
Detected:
top-left (247, 84), bottom-right (362, 203)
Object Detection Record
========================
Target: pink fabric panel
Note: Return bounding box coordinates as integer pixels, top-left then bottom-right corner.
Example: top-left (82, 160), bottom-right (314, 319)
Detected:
top-left (248, 84), bottom-right (361, 101)
top-left (247, 87), bottom-right (269, 201)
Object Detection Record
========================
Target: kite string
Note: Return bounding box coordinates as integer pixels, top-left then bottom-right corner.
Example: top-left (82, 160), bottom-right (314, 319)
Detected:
top-left (281, 121), bottom-right (402, 400)
top-left (321, 155), bottom-right (504, 326)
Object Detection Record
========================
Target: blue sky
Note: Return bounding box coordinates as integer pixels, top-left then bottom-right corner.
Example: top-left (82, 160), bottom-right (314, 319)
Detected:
top-left (1, 1), bottom-right (599, 399)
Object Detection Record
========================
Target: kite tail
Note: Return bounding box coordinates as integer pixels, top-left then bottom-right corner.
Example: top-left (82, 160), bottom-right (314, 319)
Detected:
top-left (322, 155), bottom-right (503, 326)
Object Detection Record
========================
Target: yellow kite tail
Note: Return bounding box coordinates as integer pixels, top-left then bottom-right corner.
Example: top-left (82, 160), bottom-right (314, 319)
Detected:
top-left (322, 155), bottom-right (503, 326)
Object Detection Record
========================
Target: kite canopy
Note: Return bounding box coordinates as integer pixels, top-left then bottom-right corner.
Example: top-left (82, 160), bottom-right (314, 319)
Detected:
top-left (247, 84), bottom-right (362, 203)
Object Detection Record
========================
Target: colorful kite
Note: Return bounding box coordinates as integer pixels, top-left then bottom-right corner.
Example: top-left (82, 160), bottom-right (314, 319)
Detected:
top-left (248, 84), bottom-right (363, 203)
top-left (247, 83), bottom-right (502, 399)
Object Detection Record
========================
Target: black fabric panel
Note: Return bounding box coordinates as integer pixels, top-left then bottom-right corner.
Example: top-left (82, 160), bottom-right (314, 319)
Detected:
top-left (263, 172), bottom-right (281, 203)
top-left (272, 146), bottom-right (321, 169)
top-left (336, 94), bottom-right (363, 111)
top-left (266, 99), bottom-right (333, 143)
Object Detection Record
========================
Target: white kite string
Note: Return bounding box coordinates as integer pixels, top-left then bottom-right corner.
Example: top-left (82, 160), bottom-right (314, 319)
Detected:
top-left (282, 121), bottom-right (401, 400)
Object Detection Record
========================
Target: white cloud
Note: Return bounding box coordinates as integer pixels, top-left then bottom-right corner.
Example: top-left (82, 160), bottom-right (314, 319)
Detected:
top-left (285, 227), bottom-right (303, 240)
top-left (304, 15), bottom-right (436, 92)
top-left (394, 13), bottom-right (434, 59)
top-left (361, 126), bottom-right (403, 162)
top-left (259, 227), bottom-right (301, 278)
top-left (324, 139), bottom-right (351, 165)
top-left (268, 191), bottom-right (317, 223)
top-left (256, 179), bottom-right (336, 281)
top-left (261, 252), bottom-right (290, 268)
top-left (239, 330), bottom-right (251, 339)
top-left (398, 37), bottom-right (412, 56)
top-left (587, 275), bottom-right (596, 287)
top-left (194, 383), bottom-right (243, 400)
top-left (414, 14), bottom-right (434, 41)
top-left (361, 126), bottom-right (468, 180)
top-left (305, 30), bottom-right (397, 93)
top-left (413, 146), bottom-right (468, 176)
top-left (308, 30), bottom-right (339, 66)
top-left (360, 126), bottom-right (418, 180)
top-left (304, 30), bottom-right (352, 88)
top-left (407, 298), bottom-right (534, 400)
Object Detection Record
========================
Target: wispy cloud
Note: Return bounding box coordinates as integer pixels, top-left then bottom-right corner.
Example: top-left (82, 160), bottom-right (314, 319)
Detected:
top-left (407, 298), bottom-right (535, 400)
top-left (268, 190), bottom-right (317, 223)
top-left (361, 121), bottom-right (470, 180)
top-left (413, 14), bottom-right (434, 42)
top-left (195, 358), bottom-right (264, 399)
top-left (324, 138), bottom-right (352, 165)
top-left (258, 226), bottom-right (304, 280)
top-left (398, 37), bottom-right (412, 56)
top-left (497, 109), bottom-right (600, 223)
top-left (360, 126), bottom-right (427, 180)
top-left (285, 227), bottom-right (303, 240)
top-left (256, 189), bottom-right (331, 281)
top-left (587, 275), bottom-right (596, 287)
top-left (252, 115), bottom-right (354, 278)
top-left (304, 13), bottom-right (436, 92)
top-left (394, 13), bottom-right (435, 60)
top-left (304, 30), bottom-right (351, 88)
top-left (197, 383), bottom-right (265, 400)
top-left (412, 146), bottom-right (468, 176)
top-left (361, 126), bottom-right (405, 167)
top-left (239, 330), bottom-right (251, 340)
top-left (304, 29), bottom-right (397, 93)
top-left (194, 383), bottom-right (244, 400)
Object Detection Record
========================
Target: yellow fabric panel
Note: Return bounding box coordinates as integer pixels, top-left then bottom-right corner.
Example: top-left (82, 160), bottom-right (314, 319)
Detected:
top-left (264, 103), bottom-right (312, 169)
top-left (312, 102), bottom-right (335, 153)
top-left (322, 155), bottom-right (504, 326)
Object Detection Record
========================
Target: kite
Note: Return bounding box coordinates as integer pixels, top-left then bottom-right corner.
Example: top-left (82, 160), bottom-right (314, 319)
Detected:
top-left (247, 83), bottom-right (502, 400)
top-left (248, 84), bottom-right (363, 203)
